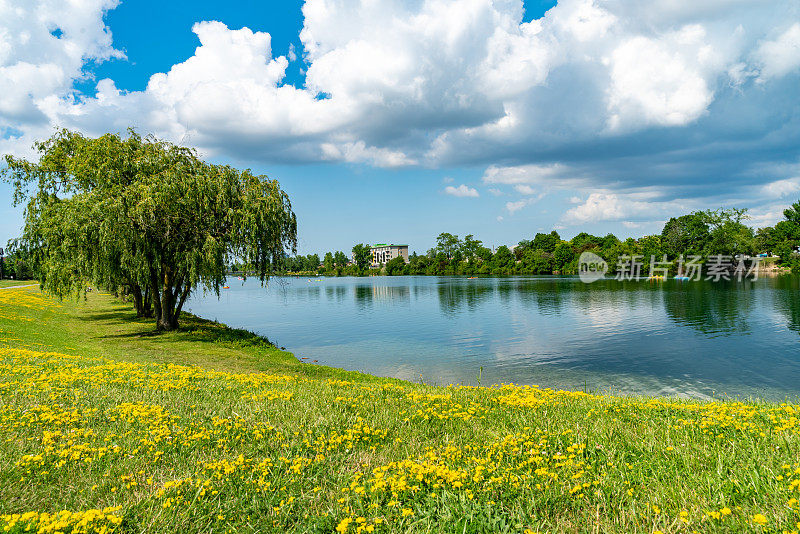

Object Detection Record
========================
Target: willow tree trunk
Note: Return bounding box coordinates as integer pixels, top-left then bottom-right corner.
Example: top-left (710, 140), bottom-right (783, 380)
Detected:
top-left (151, 268), bottom-right (193, 331)
top-left (157, 274), bottom-right (177, 331)
top-left (131, 285), bottom-right (154, 318)
top-left (142, 287), bottom-right (153, 317)
top-left (132, 286), bottom-right (144, 317)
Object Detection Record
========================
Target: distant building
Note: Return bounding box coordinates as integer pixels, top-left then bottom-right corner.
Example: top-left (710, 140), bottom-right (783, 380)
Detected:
top-left (369, 243), bottom-right (409, 266)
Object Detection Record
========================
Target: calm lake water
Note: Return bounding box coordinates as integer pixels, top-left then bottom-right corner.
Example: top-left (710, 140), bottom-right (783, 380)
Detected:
top-left (186, 275), bottom-right (800, 400)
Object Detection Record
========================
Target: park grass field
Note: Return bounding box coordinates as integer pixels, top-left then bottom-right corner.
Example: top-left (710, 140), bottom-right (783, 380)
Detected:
top-left (0, 280), bottom-right (35, 288)
top-left (0, 285), bottom-right (799, 533)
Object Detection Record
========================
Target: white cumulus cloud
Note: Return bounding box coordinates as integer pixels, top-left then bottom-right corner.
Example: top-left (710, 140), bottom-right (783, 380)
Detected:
top-left (754, 23), bottom-right (800, 81)
top-left (483, 163), bottom-right (575, 185)
top-left (505, 195), bottom-right (544, 214)
top-left (605, 26), bottom-right (718, 131)
top-left (444, 184), bottom-right (479, 198)
top-left (0, 0), bottom-right (122, 153)
top-left (759, 177), bottom-right (800, 199)
top-left (562, 192), bottom-right (688, 224)
top-left (514, 184), bottom-right (537, 195)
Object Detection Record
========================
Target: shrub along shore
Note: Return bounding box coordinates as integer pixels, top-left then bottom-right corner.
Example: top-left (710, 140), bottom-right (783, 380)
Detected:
top-left (1, 286), bottom-right (799, 533)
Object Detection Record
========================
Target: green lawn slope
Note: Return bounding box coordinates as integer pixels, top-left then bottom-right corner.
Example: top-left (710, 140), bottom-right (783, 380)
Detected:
top-left (0, 286), bottom-right (798, 533)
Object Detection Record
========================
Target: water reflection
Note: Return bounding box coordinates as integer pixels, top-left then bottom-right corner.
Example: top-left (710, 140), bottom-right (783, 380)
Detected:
top-left (295, 286), bottom-right (321, 300)
top-left (663, 281), bottom-right (753, 335)
top-left (186, 275), bottom-right (800, 399)
top-left (508, 279), bottom-right (567, 315)
top-left (437, 280), bottom-right (495, 316)
top-left (325, 285), bottom-right (348, 304)
top-left (354, 286), bottom-right (373, 309)
top-left (355, 284), bottom-right (411, 309)
top-left (772, 275), bottom-right (800, 334)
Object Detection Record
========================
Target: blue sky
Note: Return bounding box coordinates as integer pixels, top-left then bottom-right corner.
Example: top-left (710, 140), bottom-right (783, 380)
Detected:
top-left (1, 0), bottom-right (799, 255)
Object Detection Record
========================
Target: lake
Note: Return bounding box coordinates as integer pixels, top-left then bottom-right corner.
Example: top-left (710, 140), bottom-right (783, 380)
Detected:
top-left (185, 275), bottom-right (800, 400)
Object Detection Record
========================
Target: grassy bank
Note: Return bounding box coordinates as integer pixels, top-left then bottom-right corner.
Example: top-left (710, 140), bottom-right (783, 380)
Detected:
top-left (0, 280), bottom-right (36, 288)
top-left (1, 287), bottom-right (798, 533)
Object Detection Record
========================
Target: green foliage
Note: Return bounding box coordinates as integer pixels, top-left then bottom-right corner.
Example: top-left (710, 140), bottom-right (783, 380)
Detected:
top-left (333, 251), bottom-right (349, 269)
top-left (571, 232), bottom-right (602, 252)
top-left (435, 232), bottom-right (461, 259)
top-left (766, 200), bottom-right (800, 269)
top-left (702, 208), bottom-right (755, 257)
top-left (755, 226), bottom-right (777, 255)
top-left (532, 230), bottom-right (560, 253)
top-left (384, 255), bottom-right (407, 276)
top-left (553, 242), bottom-right (575, 273)
top-left (514, 239), bottom-right (532, 260)
top-left (351, 244), bottom-right (371, 273)
top-left (784, 200), bottom-right (800, 226)
top-left (520, 249), bottom-right (553, 274)
top-left (489, 245), bottom-right (515, 273)
top-left (2, 129), bottom-right (297, 329)
top-left (661, 212), bottom-right (710, 257)
top-left (323, 252), bottom-right (335, 273)
top-left (462, 234), bottom-right (484, 263)
top-left (2, 240), bottom-right (34, 280)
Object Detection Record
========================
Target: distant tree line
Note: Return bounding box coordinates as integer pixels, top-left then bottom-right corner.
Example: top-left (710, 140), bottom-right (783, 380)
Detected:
top-left (259, 243), bottom-right (374, 276)
top-left (269, 202), bottom-right (800, 277)
top-left (1, 239), bottom-right (34, 280)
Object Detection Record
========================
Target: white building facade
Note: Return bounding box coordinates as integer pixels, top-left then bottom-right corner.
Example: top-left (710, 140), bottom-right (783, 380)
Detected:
top-left (369, 244), bottom-right (409, 266)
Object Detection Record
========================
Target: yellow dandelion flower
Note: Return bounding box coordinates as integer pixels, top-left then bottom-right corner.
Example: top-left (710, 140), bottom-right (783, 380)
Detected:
top-left (336, 517), bottom-right (353, 533)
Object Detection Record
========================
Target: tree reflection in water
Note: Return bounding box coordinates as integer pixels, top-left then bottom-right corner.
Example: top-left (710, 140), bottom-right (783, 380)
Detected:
top-left (663, 280), bottom-right (753, 335)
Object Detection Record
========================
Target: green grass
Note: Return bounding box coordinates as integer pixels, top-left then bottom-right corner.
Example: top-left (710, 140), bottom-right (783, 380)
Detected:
top-left (1, 286), bottom-right (799, 533)
top-left (0, 280), bottom-right (36, 288)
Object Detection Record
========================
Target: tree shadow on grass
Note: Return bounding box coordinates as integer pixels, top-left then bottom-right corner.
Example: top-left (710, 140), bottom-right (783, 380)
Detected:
top-left (101, 329), bottom-right (163, 339)
top-left (78, 310), bottom-right (133, 322)
top-left (176, 313), bottom-right (276, 350)
top-left (95, 311), bottom-right (277, 350)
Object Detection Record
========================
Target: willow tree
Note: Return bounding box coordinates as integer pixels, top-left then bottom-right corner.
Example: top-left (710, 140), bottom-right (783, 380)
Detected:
top-left (3, 129), bottom-right (297, 330)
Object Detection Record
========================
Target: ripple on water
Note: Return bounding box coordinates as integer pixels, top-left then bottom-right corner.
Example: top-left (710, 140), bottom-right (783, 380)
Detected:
top-left (186, 275), bottom-right (800, 399)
